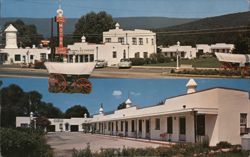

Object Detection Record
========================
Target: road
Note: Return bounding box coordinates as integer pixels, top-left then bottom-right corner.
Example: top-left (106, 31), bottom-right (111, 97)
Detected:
top-left (0, 65), bottom-right (173, 79)
top-left (47, 132), bottom-right (165, 157)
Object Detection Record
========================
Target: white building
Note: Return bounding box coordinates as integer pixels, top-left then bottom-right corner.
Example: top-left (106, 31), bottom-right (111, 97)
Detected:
top-left (0, 24), bottom-right (50, 64)
top-left (210, 43), bottom-right (234, 54)
top-left (67, 23), bottom-right (156, 66)
top-left (160, 45), bottom-right (196, 59)
top-left (16, 79), bottom-right (250, 146)
top-left (196, 44), bottom-right (211, 54)
top-left (159, 43), bottom-right (235, 59)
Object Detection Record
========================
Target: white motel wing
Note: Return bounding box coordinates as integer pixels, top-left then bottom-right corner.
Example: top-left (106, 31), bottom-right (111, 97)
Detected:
top-left (215, 53), bottom-right (250, 64)
top-left (44, 62), bottom-right (96, 75)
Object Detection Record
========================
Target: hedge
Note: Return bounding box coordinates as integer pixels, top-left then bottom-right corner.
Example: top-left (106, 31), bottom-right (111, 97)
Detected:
top-left (0, 128), bottom-right (53, 157)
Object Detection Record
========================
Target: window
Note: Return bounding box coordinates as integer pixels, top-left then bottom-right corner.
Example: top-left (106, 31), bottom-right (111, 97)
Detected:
top-left (241, 113), bottom-right (247, 126)
top-left (123, 50), bottom-right (126, 59)
top-left (84, 55), bottom-right (89, 62)
top-left (111, 122), bottom-right (114, 131)
top-left (139, 38), bottom-right (143, 45)
top-left (197, 115), bottom-right (205, 136)
top-left (30, 55), bottom-right (34, 60)
top-left (131, 120), bottom-right (135, 132)
top-left (135, 52), bottom-right (140, 58)
top-left (167, 117), bottom-right (173, 134)
top-left (90, 54), bottom-right (94, 62)
top-left (121, 121), bottom-right (124, 131)
top-left (139, 120), bottom-right (142, 132)
top-left (105, 38), bottom-right (111, 43)
top-left (132, 38), bottom-right (137, 45)
top-left (20, 123), bottom-right (28, 128)
top-left (143, 52), bottom-right (148, 58)
top-left (151, 38), bottom-right (154, 45)
top-left (40, 53), bottom-right (46, 61)
top-left (181, 52), bottom-right (185, 58)
top-left (155, 118), bottom-right (160, 130)
top-left (240, 113), bottom-right (248, 135)
top-left (113, 51), bottom-right (117, 58)
top-left (15, 54), bottom-right (21, 61)
top-left (118, 37), bottom-right (124, 44)
top-left (146, 38), bottom-right (148, 44)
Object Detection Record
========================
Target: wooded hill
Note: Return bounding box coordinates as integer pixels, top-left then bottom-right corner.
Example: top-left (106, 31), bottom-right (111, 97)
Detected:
top-left (156, 11), bottom-right (250, 46)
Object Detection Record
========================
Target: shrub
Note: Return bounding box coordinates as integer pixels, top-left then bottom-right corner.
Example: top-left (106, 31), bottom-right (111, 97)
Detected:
top-left (0, 128), bottom-right (53, 157)
top-left (216, 141), bottom-right (232, 149)
top-left (130, 58), bottom-right (145, 66)
top-left (34, 60), bottom-right (45, 69)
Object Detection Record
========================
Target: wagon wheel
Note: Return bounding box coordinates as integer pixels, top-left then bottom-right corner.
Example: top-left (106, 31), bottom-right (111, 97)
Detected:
top-left (49, 74), bottom-right (67, 92)
top-left (75, 78), bottom-right (92, 94)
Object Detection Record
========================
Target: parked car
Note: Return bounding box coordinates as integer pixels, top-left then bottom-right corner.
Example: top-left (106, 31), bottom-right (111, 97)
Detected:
top-left (118, 59), bottom-right (132, 69)
top-left (95, 60), bottom-right (108, 68)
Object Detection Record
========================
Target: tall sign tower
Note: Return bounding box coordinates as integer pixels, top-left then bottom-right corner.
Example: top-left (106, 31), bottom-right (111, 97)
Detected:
top-left (55, 4), bottom-right (67, 60)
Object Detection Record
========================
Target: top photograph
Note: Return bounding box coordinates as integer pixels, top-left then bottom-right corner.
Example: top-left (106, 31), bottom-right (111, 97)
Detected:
top-left (0, 0), bottom-right (249, 79)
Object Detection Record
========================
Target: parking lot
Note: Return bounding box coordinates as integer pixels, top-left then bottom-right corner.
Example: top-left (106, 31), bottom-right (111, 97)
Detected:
top-left (47, 132), bottom-right (164, 157)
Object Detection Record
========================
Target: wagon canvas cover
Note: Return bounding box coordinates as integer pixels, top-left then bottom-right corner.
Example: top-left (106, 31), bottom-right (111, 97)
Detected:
top-left (215, 53), bottom-right (250, 64)
top-left (44, 62), bottom-right (96, 75)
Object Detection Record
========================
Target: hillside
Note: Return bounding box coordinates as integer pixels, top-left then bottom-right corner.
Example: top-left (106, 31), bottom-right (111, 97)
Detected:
top-left (156, 11), bottom-right (250, 46)
top-left (0, 17), bottom-right (197, 37)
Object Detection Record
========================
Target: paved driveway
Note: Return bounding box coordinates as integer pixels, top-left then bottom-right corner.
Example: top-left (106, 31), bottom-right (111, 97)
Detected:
top-left (47, 132), bottom-right (163, 157)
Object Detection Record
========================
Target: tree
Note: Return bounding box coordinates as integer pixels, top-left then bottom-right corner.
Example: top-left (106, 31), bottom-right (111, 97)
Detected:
top-left (117, 102), bottom-right (126, 110)
top-left (233, 33), bottom-right (250, 54)
top-left (4, 19), bottom-right (43, 48)
top-left (64, 105), bottom-right (89, 118)
top-left (73, 11), bottom-right (115, 43)
top-left (0, 84), bottom-right (62, 127)
top-left (35, 116), bottom-right (51, 131)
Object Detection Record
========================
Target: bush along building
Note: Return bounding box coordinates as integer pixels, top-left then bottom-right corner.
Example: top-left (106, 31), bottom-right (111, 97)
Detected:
top-left (0, 24), bottom-right (50, 64)
top-left (16, 79), bottom-right (250, 146)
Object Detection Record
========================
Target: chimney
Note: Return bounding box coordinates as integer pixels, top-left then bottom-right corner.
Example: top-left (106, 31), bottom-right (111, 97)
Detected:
top-left (186, 78), bottom-right (197, 94)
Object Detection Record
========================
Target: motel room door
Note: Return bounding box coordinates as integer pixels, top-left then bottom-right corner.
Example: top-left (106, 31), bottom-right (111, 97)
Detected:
top-left (145, 119), bottom-right (151, 139)
top-left (179, 117), bottom-right (186, 141)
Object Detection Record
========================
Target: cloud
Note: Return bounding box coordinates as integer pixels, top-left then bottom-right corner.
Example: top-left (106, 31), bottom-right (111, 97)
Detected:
top-left (112, 90), bottom-right (122, 98)
top-left (130, 91), bottom-right (141, 96)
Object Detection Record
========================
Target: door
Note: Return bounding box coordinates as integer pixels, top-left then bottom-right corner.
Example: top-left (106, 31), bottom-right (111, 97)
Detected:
top-left (145, 119), bottom-right (150, 139)
top-left (47, 125), bottom-right (55, 132)
top-left (179, 117), bottom-right (186, 141)
top-left (125, 121), bottom-right (128, 136)
top-left (70, 125), bottom-right (79, 132)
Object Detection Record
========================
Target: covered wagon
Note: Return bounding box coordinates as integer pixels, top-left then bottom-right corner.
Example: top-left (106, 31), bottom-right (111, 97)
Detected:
top-left (44, 62), bottom-right (96, 94)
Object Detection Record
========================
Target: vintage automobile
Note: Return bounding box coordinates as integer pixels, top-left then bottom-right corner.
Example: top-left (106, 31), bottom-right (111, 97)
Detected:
top-left (95, 60), bottom-right (108, 68)
top-left (118, 59), bottom-right (132, 69)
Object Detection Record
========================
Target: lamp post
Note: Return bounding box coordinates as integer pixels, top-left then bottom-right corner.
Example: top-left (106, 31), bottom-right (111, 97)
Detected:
top-left (30, 111), bottom-right (33, 128)
top-left (176, 41), bottom-right (180, 70)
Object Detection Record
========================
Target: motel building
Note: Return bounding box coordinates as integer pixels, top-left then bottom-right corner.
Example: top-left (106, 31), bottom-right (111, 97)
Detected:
top-left (0, 24), bottom-right (51, 64)
top-left (67, 23), bottom-right (157, 66)
top-left (16, 79), bottom-right (250, 146)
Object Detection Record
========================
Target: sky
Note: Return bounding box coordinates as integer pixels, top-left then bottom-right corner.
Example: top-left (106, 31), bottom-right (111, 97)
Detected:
top-left (2, 0), bottom-right (249, 18)
top-left (1, 78), bottom-right (250, 114)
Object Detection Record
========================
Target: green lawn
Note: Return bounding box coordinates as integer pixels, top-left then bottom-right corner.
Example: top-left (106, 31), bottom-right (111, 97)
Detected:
top-left (145, 57), bottom-right (221, 68)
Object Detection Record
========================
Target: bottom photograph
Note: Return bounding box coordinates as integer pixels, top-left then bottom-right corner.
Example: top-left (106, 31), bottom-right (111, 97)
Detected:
top-left (1, 78), bottom-right (250, 157)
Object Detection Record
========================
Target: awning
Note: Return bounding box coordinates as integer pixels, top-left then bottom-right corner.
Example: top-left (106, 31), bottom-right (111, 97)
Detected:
top-left (91, 108), bottom-right (218, 123)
